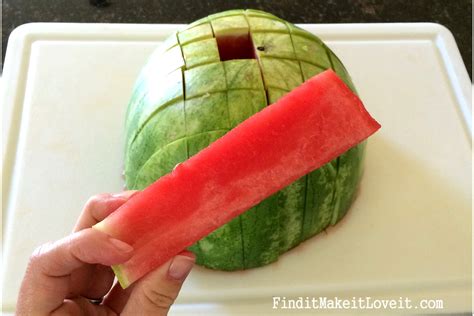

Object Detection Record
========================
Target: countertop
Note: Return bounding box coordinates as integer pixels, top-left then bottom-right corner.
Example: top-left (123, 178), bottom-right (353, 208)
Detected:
top-left (1, 0), bottom-right (472, 78)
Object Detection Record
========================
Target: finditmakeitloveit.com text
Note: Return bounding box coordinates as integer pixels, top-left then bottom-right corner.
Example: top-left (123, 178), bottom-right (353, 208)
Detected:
top-left (272, 296), bottom-right (444, 311)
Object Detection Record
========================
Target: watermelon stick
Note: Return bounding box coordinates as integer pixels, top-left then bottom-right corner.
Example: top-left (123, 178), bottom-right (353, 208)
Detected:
top-left (93, 69), bottom-right (381, 288)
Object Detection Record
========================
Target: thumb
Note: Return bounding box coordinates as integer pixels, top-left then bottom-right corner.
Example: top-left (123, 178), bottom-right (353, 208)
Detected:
top-left (121, 251), bottom-right (195, 316)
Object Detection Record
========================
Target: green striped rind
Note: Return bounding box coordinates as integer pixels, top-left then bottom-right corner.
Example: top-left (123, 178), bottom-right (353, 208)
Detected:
top-left (124, 9), bottom-right (367, 271)
top-left (227, 89), bottom-right (267, 125)
top-left (331, 141), bottom-right (366, 224)
top-left (133, 138), bottom-right (188, 190)
top-left (241, 195), bottom-right (281, 268)
top-left (259, 58), bottom-right (303, 90)
top-left (224, 60), bottom-right (264, 90)
top-left (197, 216), bottom-right (244, 269)
top-left (211, 14), bottom-right (249, 36)
top-left (184, 62), bottom-right (227, 99)
top-left (247, 15), bottom-right (287, 32)
top-left (301, 161), bottom-right (338, 240)
top-left (182, 38), bottom-right (220, 69)
top-left (267, 88), bottom-right (288, 104)
top-left (277, 176), bottom-right (306, 252)
top-left (253, 32), bottom-right (296, 59)
top-left (300, 62), bottom-right (326, 81)
top-left (184, 93), bottom-right (229, 135)
top-left (126, 101), bottom-right (186, 188)
top-left (178, 23), bottom-right (213, 45)
top-left (125, 45), bottom-right (185, 147)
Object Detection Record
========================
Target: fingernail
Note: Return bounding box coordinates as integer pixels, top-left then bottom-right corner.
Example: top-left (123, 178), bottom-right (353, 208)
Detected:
top-left (112, 190), bottom-right (139, 199)
top-left (109, 238), bottom-right (134, 253)
top-left (168, 255), bottom-right (195, 280)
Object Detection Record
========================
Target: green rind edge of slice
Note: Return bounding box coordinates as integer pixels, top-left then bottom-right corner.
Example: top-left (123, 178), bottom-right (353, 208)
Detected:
top-left (111, 264), bottom-right (130, 289)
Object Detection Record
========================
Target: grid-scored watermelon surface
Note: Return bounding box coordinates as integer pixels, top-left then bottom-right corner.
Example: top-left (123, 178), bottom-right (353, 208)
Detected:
top-left (124, 9), bottom-right (365, 270)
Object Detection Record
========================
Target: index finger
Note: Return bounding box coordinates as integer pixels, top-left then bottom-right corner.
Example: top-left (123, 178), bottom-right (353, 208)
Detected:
top-left (74, 191), bottom-right (138, 232)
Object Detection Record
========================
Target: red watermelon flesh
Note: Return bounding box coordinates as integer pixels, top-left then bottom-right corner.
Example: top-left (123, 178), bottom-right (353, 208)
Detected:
top-left (94, 69), bottom-right (381, 288)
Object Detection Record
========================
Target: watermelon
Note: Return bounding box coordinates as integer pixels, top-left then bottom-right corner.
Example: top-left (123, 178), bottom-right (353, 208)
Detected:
top-left (123, 9), bottom-right (368, 271)
top-left (95, 69), bottom-right (380, 288)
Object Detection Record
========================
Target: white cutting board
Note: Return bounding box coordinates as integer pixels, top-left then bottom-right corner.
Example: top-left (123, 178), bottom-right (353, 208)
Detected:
top-left (1, 23), bottom-right (471, 314)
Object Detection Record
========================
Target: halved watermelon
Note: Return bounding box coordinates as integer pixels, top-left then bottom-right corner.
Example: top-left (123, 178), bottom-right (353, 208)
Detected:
top-left (125, 10), bottom-right (369, 271)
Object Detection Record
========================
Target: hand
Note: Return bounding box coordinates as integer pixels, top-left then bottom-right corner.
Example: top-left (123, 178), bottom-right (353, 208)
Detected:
top-left (16, 191), bottom-right (195, 316)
